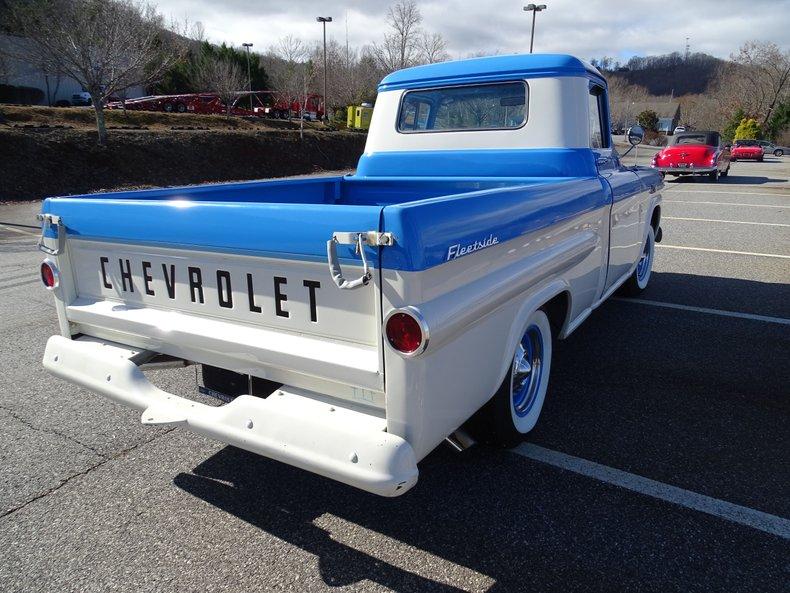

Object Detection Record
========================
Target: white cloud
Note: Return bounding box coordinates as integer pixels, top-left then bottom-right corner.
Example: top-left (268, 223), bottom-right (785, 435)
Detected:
top-left (155, 0), bottom-right (790, 61)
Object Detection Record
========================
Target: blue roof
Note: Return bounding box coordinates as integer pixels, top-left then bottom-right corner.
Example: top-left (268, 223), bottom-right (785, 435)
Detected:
top-left (378, 54), bottom-right (605, 91)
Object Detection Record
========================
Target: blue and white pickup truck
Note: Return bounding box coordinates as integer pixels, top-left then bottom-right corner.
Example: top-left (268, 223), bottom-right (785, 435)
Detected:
top-left (39, 54), bottom-right (662, 497)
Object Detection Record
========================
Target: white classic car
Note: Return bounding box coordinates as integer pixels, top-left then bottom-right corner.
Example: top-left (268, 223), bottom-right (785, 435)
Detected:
top-left (39, 54), bottom-right (663, 496)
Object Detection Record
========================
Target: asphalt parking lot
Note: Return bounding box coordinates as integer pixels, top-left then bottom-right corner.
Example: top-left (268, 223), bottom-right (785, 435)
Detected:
top-left (0, 156), bottom-right (788, 592)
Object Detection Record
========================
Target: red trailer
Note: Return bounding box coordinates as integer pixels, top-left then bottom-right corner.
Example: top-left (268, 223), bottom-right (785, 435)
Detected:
top-left (264, 94), bottom-right (324, 121)
top-left (107, 91), bottom-right (324, 120)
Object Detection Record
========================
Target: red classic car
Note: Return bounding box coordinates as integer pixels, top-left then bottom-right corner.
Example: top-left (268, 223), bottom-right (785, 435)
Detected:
top-left (651, 131), bottom-right (731, 181)
top-left (730, 140), bottom-right (764, 162)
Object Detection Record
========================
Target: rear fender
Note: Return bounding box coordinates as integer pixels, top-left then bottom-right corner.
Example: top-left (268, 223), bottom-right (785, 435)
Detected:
top-left (496, 279), bottom-right (571, 389)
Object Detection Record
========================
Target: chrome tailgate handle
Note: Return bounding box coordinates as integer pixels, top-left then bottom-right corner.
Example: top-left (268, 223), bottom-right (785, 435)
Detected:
top-left (37, 213), bottom-right (65, 256)
top-left (327, 231), bottom-right (394, 290)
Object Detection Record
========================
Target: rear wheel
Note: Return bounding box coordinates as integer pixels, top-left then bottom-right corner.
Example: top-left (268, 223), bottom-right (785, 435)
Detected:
top-left (775, 149), bottom-right (783, 156)
top-left (470, 309), bottom-right (553, 448)
top-left (621, 225), bottom-right (655, 296)
top-left (175, 102), bottom-right (186, 113)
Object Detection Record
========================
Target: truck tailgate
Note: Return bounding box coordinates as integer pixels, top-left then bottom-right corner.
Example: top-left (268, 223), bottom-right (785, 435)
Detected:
top-left (42, 197), bottom-right (385, 396)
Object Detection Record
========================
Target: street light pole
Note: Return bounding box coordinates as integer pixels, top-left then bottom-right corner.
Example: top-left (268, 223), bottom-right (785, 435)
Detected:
top-left (242, 42), bottom-right (253, 111)
top-left (316, 16), bottom-right (332, 122)
top-left (523, 4), bottom-right (547, 54)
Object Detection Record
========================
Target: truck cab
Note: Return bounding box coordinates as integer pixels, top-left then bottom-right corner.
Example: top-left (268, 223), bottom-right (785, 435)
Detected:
top-left (39, 54), bottom-right (662, 496)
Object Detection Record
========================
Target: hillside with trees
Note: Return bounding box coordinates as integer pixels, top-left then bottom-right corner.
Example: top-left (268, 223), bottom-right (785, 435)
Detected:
top-left (596, 43), bottom-right (790, 142)
top-left (592, 53), bottom-right (726, 96)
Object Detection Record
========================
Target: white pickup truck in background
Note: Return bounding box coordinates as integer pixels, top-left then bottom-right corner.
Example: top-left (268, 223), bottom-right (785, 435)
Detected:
top-left (39, 54), bottom-right (662, 496)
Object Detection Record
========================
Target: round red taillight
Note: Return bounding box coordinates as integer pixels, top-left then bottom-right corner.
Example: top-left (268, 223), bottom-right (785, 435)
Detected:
top-left (40, 260), bottom-right (59, 289)
top-left (385, 310), bottom-right (426, 355)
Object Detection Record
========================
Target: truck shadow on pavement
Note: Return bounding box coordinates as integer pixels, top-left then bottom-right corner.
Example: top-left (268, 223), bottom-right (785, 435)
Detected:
top-left (173, 440), bottom-right (784, 593)
top-left (173, 274), bottom-right (788, 592)
top-left (666, 174), bottom-right (787, 185)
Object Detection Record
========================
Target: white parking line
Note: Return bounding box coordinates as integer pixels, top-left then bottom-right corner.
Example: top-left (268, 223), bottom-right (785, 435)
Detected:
top-left (612, 297), bottom-right (790, 326)
top-left (656, 245), bottom-right (790, 259)
top-left (663, 200), bottom-right (786, 209)
top-left (665, 189), bottom-right (790, 198)
top-left (514, 444), bottom-right (790, 539)
top-left (663, 216), bottom-right (790, 228)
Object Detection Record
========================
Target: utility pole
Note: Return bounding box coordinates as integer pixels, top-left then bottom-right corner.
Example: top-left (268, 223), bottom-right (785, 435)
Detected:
top-left (242, 42), bottom-right (253, 111)
top-left (685, 37), bottom-right (690, 60)
top-left (523, 4), bottom-right (547, 54)
top-left (316, 16), bottom-right (333, 122)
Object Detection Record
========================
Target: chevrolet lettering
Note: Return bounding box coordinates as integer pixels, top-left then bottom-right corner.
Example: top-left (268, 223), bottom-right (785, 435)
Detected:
top-left (39, 54), bottom-right (662, 496)
top-left (96, 256), bottom-right (321, 321)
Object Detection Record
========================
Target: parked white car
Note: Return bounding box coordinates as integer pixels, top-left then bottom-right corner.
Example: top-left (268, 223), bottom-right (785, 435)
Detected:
top-left (39, 54), bottom-right (663, 496)
top-left (757, 140), bottom-right (788, 156)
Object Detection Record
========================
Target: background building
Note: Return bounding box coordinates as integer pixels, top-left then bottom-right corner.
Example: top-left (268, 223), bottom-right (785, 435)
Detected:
top-left (0, 34), bottom-right (145, 106)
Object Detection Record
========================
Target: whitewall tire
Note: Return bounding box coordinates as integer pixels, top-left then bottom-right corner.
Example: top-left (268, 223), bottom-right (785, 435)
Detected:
top-left (470, 309), bottom-right (553, 447)
top-left (622, 225), bottom-right (655, 296)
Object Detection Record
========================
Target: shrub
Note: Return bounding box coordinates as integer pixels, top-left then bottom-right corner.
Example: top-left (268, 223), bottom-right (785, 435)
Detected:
top-left (636, 109), bottom-right (659, 132)
top-left (733, 118), bottom-right (761, 140)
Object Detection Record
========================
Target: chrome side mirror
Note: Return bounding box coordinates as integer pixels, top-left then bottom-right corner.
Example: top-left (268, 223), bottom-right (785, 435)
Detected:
top-left (627, 125), bottom-right (645, 146)
top-left (621, 125), bottom-right (645, 159)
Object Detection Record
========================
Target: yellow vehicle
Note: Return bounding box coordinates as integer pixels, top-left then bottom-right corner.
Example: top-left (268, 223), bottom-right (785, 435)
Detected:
top-left (346, 104), bottom-right (373, 130)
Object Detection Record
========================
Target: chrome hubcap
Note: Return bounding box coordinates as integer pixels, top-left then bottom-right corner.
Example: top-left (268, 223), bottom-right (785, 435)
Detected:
top-left (511, 325), bottom-right (543, 417)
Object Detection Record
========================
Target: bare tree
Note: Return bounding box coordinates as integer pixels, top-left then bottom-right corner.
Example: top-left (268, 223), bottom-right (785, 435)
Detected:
top-left (420, 32), bottom-right (449, 64)
top-left (297, 59), bottom-right (316, 139)
top-left (607, 75), bottom-right (650, 130)
top-left (194, 56), bottom-right (245, 118)
top-left (371, 0), bottom-right (423, 71)
top-left (266, 36), bottom-right (311, 121)
top-left (264, 36), bottom-right (323, 138)
top-left (678, 94), bottom-right (724, 131)
top-left (310, 39), bottom-right (379, 110)
top-left (712, 42), bottom-right (790, 128)
top-left (730, 41), bottom-right (790, 127)
top-left (7, 0), bottom-right (188, 144)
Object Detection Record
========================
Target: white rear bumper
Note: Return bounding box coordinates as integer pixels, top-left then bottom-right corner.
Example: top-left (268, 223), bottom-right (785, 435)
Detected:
top-left (42, 335), bottom-right (418, 497)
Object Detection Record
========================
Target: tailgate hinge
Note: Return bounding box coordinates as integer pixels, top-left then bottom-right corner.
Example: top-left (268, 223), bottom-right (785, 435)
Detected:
top-left (36, 213), bottom-right (65, 256)
top-left (332, 231), bottom-right (395, 247)
top-left (327, 231), bottom-right (395, 291)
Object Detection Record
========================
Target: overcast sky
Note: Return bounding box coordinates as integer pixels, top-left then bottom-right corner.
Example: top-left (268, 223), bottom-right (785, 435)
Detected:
top-left (155, 0), bottom-right (790, 62)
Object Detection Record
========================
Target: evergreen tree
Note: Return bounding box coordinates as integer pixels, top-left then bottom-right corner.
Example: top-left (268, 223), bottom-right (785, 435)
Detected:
top-left (722, 108), bottom-right (746, 141)
top-left (636, 110), bottom-right (659, 132)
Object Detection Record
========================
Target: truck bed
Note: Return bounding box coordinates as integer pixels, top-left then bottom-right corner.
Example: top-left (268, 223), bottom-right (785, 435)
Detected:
top-left (42, 173), bottom-right (607, 268)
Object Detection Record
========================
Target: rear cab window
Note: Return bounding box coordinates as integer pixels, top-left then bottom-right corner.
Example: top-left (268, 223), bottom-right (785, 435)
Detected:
top-left (675, 135), bottom-right (708, 144)
top-left (397, 82), bottom-right (528, 133)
